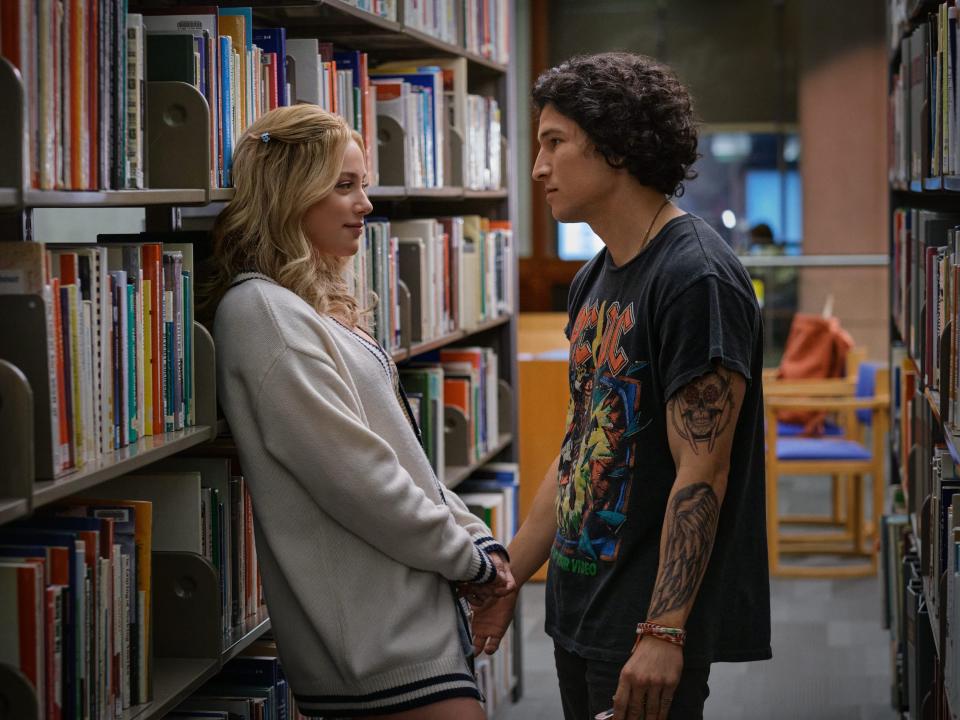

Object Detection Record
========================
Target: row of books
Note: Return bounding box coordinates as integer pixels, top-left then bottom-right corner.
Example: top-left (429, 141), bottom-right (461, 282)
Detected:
top-left (365, 58), bottom-right (502, 190)
top-left (890, 207), bottom-right (960, 423)
top-left (400, 346), bottom-right (501, 476)
top-left (171, 640), bottom-right (306, 720)
top-left (341, 0), bottom-right (510, 65)
top-left (0, 462), bottom-right (266, 720)
top-left (402, 0), bottom-right (510, 65)
top-left (888, 336), bottom-right (960, 715)
top-left (348, 216), bottom-right (513, 351)
top-left (344, 0), bottom-right (399, 21)
top-left (0, 1), bottom-right (137, 190)
top-left (889, 5), bottom-right (960, 187)
top-left (0, 3), bottom-right (508, 193)
top-left (458, 462), bottom-right (519, 715)
top-left (0, 494), bottom-right (154, 719)
top-left (0, 239), bottom-right (196, 479)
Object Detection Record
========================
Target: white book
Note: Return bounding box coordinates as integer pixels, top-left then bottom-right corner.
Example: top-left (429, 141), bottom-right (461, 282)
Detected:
top-left (125, 14), bottom-right (145, 189)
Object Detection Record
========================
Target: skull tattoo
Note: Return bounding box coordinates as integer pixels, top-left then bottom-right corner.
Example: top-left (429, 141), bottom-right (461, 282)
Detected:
top-left (670, 371), bottom-right (733, 454)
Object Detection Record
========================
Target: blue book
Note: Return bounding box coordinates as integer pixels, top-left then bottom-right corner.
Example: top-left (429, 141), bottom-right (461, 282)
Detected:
top-left (219, 656), bottom-right (288, 720)
top-left (127, 282), bottom-right (138, 442)
top-left (254, 28), bottom-right (288, 106)
top-left (219, 35), bottom-right (234, 186)
top-left (183, 270), bottom-right (193, 425)
top-left (110, 276), bottom-right (122, 448)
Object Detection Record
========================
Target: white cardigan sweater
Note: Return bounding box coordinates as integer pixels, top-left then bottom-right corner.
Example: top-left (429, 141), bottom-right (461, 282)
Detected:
top-left (214, 275), bottom-right (504, 716)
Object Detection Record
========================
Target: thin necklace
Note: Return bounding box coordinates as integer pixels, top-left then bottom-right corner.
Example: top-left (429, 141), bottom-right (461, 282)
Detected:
top-left (635, 197), bottom-right (671, 259)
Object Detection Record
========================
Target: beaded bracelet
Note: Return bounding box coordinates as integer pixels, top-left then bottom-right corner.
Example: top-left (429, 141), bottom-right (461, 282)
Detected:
top-left (635, 621), bottom-right (687, 647)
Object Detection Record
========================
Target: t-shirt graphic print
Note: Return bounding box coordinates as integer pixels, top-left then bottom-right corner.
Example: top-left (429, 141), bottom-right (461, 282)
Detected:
top-left (555, 298), bottom-right (651, 573)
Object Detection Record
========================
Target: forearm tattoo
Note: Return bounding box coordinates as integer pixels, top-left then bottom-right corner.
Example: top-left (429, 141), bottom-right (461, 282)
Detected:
top-left (647, 482), bottom-right (720, 619)
top-left (668, 369), bottom-right (735, 454)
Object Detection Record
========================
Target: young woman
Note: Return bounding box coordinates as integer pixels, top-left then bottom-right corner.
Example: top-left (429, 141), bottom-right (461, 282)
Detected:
top-left (208, 104), bottom-right (513, 719)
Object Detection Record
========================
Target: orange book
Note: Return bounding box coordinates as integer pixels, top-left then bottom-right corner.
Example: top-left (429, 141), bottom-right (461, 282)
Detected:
top-left (217, 14), bottom-right (247, 129)
top-left (87, 0), bottom-right (99, 189)
top-left (57, 253), bottom-right (79, 285)
top-left (328, 60), bottom-right (338, 115)
top-left (444, 377), bottom-right (474, 459)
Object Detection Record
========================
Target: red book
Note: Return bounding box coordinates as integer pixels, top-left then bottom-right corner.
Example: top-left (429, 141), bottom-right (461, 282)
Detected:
top-left (264, 52), bottom-right (278, 110)
top-left (87, 0), bottom-right (99, 189)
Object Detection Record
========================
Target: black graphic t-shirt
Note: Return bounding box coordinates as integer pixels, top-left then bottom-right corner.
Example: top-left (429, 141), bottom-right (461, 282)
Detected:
top-left (545, 214), bottom-right (772, 667)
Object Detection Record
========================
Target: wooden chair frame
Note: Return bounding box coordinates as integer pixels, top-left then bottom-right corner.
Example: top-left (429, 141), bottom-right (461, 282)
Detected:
top-left (764, 391), bottom-right (890, 578)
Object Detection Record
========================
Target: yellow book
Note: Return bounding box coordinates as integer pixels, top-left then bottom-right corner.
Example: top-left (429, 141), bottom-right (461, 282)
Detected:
top-left (65, 283), bottom-right (85, 468)
top-left (217, 14), bottom-right (247, 133)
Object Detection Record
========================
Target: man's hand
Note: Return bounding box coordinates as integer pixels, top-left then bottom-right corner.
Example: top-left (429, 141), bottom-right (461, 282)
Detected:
top-left (471, 590), bottom-right (518, 655)
top-left (612, 637), bottom-right (683, 720)
top-left (458, 552), bottom-right (517, 609)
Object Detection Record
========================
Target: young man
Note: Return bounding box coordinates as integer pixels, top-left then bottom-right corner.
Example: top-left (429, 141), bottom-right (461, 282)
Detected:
top-left (472, 52), bottom-right (771, 720)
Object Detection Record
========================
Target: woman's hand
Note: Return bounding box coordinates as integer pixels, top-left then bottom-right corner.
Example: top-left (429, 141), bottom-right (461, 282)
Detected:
top-left (458, 552), bottom-right (516, 609)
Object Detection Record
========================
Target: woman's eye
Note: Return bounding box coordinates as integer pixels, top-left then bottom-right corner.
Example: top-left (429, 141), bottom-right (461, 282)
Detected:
top-left (337, 182), bottom-right (352, 189)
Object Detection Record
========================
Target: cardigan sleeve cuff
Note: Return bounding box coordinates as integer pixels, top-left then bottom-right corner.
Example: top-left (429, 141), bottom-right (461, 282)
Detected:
top-left (474, 536), bottom-right (510, 563)
top-left (466, 545), bottom-right (497, 585)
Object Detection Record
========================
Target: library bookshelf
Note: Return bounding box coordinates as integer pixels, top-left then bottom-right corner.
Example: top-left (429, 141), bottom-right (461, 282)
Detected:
top-left (0, 0), bottom-right (522, 717)
top-left (885, 1), bottom-right (960, 717)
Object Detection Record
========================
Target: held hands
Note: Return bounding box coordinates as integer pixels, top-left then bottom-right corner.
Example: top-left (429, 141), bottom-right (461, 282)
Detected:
top-left (457, 552), bottom-right (516, 609)
top-left (612, 636), bottom-right (683, 720)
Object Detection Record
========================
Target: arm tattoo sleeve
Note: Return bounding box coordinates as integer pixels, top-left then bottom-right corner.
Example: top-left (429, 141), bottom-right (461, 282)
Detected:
top-left (646, 482), bottom-right (720, 619)
top-left (668, 369), bottom-right (735, 455)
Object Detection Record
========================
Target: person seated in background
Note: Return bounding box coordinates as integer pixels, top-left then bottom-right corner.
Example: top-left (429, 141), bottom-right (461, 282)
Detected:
top-left (748, 222), bottom-right (782, 254)
top-left (207, 104), bottom-right (513, 720)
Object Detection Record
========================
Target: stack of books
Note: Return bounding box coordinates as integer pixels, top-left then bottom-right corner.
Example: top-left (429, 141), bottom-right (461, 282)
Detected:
top-left (0, 239), bottom-right (197, 479)
top-left (348, 216), bottom-right (513, 350)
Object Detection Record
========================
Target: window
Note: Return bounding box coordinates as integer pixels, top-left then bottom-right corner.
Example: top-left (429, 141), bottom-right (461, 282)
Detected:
top-left (556, 129), bottom-right (802, 260)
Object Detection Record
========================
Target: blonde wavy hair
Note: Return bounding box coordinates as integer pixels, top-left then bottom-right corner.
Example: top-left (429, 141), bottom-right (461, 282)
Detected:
top-left (206, 104), bottom-right (368, 327)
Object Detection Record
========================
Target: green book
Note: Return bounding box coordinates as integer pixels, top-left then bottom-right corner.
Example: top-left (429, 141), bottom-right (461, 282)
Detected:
top-left (146, 33), bottom-right (196, 84)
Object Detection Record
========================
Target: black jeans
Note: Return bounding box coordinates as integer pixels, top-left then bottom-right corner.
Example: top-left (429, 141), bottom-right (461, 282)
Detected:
top-left (554, 643), bottom-right (711, 720)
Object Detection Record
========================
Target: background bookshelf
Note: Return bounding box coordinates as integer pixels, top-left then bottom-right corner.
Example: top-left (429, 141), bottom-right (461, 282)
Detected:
top-left (0, 0), bottom-right (521, 717)
top-left (885, 1), bottom-right (960, 717)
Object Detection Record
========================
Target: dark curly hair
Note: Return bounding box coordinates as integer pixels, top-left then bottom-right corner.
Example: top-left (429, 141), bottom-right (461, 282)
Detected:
top-left (532, 52), bottom-right (699, 197)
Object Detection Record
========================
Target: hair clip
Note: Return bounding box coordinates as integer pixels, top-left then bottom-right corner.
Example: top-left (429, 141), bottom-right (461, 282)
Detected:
top-left (260, 132), bottom-right (271, 144)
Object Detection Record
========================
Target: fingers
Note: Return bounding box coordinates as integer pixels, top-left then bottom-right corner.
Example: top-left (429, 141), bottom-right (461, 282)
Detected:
top-left (612, 678), bottom-right (631, 720)
top-left (658, 693), bottom-right (673, 720)
top-left (644, 686), bottom-right (661, 720)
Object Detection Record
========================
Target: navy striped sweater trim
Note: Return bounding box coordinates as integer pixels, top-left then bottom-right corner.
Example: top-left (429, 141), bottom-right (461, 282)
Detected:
top-left (294, 673), bottom-right (480, 716)
top-left (474, 536), bottom-right (509, 561)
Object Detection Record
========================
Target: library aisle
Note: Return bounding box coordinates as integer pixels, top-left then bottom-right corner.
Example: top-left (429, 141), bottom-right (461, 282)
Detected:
top-left (504, 578), bottom-right (895, 720)
top-left (503, 469), bottom-right (897, 720)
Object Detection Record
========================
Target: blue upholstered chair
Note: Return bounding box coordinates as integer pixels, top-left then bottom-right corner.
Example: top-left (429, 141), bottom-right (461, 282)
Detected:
top-left (763, 362), bottom-right (889, 578)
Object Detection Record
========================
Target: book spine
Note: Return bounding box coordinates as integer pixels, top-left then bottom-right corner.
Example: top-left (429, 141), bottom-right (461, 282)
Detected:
top-left (220, 35), bottom-right (233, 186)
top-left (125, 15), bottom-right (144, 189)
top-left (126, 281), bottom-right (137, 443)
